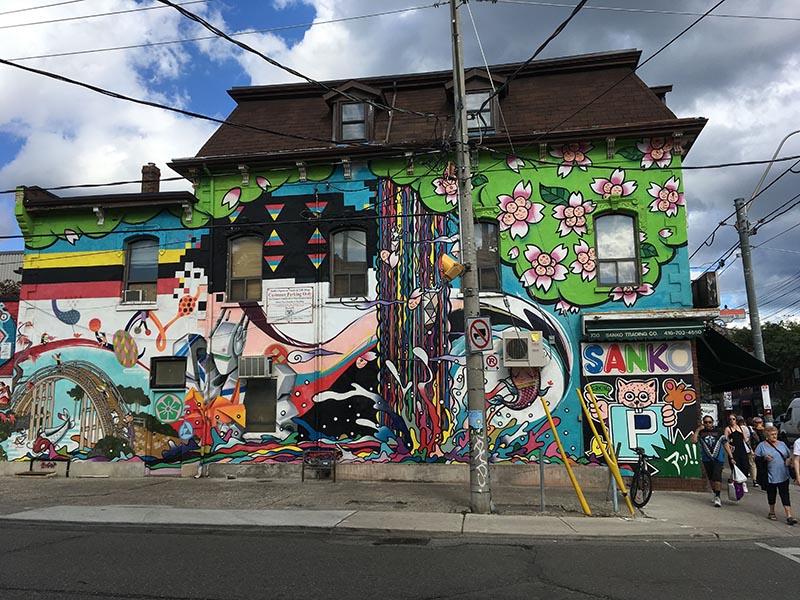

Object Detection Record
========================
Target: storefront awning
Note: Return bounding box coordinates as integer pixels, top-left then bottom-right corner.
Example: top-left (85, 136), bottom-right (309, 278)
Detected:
top-left (582, 309), bottom-right (719, 342)
top-left (696, 328), bottom-right (781, 392)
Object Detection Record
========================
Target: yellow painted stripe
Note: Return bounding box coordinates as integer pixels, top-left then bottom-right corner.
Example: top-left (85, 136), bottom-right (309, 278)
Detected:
top-left (24, 248), bottom-right (187, 269)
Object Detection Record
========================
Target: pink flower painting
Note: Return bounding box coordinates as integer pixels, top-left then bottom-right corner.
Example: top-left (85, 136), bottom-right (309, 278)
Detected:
top-left (647, 176), bottom-right (684, 217)
top-left (520, 244), bottom-right (568, 292)
top-left (553, 192), bottom-right (595, 237)
top-left (569, 240), bottom-right (596, 281)
top-left (550, 142), bottom-right (593, 178)
top-left (432, 167), bottom-right (459, 206)
top-left (555, 299), bottom-right (579, 315)
top-left (506, 156), bottom-right (526, 173)
top-left (589, 168), bottom-right (637, 199)
top-left (609, 284), bottom-right (654, 307)
top-left (637, 137), bottom-right (673, 169)
top-left (497, 181), bottom-right (544, 239)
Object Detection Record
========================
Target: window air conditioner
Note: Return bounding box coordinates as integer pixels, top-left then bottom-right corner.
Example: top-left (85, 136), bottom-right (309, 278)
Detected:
top-left (238, 355), bottom-right (273, 378)
top-left (122, 289), bottom-right (145, 303)
top-left (501, 330), bottom-right (546, 368)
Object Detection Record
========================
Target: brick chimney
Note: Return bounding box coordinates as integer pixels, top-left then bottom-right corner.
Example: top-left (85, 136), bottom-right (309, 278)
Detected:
top-left (141, 163), bottom-right (160, 193)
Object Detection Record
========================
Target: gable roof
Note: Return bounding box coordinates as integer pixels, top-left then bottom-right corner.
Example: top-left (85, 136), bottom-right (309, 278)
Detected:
top-left (169, 49), bottom-right (705, 176)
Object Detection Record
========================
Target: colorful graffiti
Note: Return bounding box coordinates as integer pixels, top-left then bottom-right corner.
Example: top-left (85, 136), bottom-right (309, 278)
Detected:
top-left (4, 138), bottom-right (700, 477)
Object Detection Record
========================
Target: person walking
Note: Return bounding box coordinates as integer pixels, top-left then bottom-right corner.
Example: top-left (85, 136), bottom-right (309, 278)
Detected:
top-left (724, 414), bottom-right (751, 480)
top-left (693, 416), bottom-right (735, 507)
top-left (738, 416), bottom-right (757, 486)
top-left (752, 416), bottom-right (768, 488)
top-left (754, 425), bottom-right (797, 525)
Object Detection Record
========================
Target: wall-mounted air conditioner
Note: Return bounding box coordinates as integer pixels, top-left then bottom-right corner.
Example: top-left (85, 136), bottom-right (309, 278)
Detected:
top-left (238, 355), bottom-right (273, 378)
top-left (502, 330), bottom-right (546, 368)
top-left (122, 289), bottom-right (145, 303)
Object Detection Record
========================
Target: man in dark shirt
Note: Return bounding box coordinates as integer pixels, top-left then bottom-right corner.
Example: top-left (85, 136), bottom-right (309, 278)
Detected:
top-left (692, 416), bottom-right (735, 507)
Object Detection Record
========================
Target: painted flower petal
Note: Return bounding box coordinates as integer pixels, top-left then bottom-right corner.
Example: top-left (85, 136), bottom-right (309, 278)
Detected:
top-left (256, 176), bottom-right (271, 190)
top-left (658, 228), bottom-right (673, 238)
top-left (513, 180), bottom-right (532, 202)
top-left (523, 244), bottom-right (542, 263)
top-left (551, 244), bottom-right (568, 262)
top-left (506, 156), bottom-right (525, 173)
top-left (508, 247), bottom-right (520, 259)
top-left (222, 188), bottom-right (241, 208)
top-left (590, 178), bottom-right (608, 196)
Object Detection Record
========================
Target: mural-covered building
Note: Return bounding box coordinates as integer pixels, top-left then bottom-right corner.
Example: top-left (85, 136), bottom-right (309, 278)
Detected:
top-left (5, 50), bottom-right (740, 482)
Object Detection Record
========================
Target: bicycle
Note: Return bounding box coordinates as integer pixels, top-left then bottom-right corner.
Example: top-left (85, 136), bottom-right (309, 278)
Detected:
top-left (629, 447), bottom-right (655, 508)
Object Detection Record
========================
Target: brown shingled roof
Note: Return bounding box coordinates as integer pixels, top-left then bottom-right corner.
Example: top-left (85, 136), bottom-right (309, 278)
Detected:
top-left (170, 49), bottom-right (705, 176)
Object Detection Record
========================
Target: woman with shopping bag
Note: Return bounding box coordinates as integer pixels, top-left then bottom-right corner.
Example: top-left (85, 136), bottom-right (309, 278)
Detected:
top-left (724, 414), bottom-right (752, 481)
top-left (754, 426), bottom-right (798, 525)
top-left (728, 463), bottom-right (748, 501)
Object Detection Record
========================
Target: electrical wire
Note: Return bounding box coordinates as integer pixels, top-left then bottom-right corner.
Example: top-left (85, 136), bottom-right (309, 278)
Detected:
top-left (0, 57), bottom-right (446, 154)
top-left (155, 0), bottom-right (438, 121)
top-left (475, 0), bottom-right (588, 115)
top-left (479, 0), bottom-right (800, 22)
top-left (0, 0), bottom-right (90, 16)
top-left (10, 3), bottom-right (445, 62)
top-left (0, 0), bottom-right (210, 30)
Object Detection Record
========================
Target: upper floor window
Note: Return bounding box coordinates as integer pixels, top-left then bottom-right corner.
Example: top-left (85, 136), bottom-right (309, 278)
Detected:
top-left (594, 213), bottom-right (639, 287)
top-left (339, 102), bottom-right (370, 141)
top-left (475, 221), bottom-right (500, 291)
top-left (228, 236), bottom-right (263, 302)
top-left (124, 237), bottom-right (158, 302)
top-left (466, 90), bottom-right (493, 131)
top-left (331, 229), bottom-right (367, 297)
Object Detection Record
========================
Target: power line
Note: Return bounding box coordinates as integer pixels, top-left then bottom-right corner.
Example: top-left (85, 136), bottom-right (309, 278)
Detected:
top-left (480, 0), bottom-right (800, 22)
top-left (0, 0), bottom-right (90, 17)
top-left (10, 3), bottom-right (444, 62)
top-left (0, 0), bottom-right (210, 30)
top-left (155, 0), bottom-right (438, 121)
top-left (0, 57), bottom-right (445, 156)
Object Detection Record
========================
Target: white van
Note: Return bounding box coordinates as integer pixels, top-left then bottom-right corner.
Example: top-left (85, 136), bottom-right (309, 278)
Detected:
top-left (780, 398), bottom-right (800, 443)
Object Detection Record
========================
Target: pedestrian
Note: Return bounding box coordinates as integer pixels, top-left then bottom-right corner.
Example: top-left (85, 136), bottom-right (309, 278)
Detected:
top-left (693, 416), bottom-right (736, 507)
top-left (724, 413), bottom-right (751, 480)
top-left (754, 425), bottom-right (797, 525)
top-left (794, 435), bottom-right (800, 488)
top-left (752, 416), bottom-right (768, 487)
top-left (738, 416), bottom-right (757, 486)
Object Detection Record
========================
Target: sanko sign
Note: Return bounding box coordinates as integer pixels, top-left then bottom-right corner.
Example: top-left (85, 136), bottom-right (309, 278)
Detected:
top-left (581, 341), bottom-right (693, 376)
top-left (583, 320), bottom-right (705, 341)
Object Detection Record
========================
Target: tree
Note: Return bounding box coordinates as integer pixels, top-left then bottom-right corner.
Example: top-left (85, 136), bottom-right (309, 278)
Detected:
top-left (67, 385), bottom-right (85, 403)
top-left (722, 322), bottom-right (800, 409)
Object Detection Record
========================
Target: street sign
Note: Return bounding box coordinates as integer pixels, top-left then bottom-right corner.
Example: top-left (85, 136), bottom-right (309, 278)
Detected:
top-left (484, 353), bottom-right (499, 371)
top-left (466, 317), bottom-right (492, 352)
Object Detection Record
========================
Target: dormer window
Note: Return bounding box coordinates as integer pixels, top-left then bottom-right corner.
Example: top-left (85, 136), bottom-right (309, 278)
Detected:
top-left (324, 81), bottom-right (383, 143)
top-left (466, 90), bottom-right (493, 130)
top-left (341, 102), bottom-right (367, 141)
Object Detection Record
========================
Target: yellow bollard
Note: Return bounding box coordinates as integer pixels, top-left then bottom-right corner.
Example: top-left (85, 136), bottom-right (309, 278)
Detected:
top-left (577, 387), bottom-right (636, 517)
top-left (539, 395), bottom-right (591, 516)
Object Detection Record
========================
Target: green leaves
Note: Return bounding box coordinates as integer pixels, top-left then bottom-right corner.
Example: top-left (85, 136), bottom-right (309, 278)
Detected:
top-left (617, 146), bottom-right (644, 161)
top-left (471, 173), bottom-right (489, 188)
top-left (640, 242), bottom-right (659, 259)
top-left (539, 184), bottom-right (571, 205)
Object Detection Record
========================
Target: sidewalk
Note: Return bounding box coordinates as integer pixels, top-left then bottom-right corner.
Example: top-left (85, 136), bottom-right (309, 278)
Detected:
top-left (2, 475), bottom-right (799, 540)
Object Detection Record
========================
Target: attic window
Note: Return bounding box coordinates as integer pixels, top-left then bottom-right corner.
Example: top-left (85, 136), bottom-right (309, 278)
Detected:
top-left (339, 101), bottom-right (370, 141)
top-left (466, 91), bottom-right (493, 130)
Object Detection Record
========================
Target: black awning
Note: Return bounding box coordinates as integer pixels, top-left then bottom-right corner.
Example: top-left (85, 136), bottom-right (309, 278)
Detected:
top-left (696, 328), bottom-right (781, 392)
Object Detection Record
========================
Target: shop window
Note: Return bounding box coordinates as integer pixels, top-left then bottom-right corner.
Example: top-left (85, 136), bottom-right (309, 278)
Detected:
top-left (123, 237), bottom-right (158, 302)
top-left (331, 229), bottom-right (367, 297)
top-left (228, 236), bottom-right (263, 302)
top-left (594, 212), bottom-right (640, 287)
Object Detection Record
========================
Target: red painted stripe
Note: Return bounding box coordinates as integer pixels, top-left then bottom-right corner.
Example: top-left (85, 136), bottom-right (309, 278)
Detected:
top-left (21, 279), bottom-right (180, 300)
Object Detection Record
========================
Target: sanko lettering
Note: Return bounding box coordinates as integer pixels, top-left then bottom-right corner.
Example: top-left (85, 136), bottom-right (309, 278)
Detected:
top-left (581, 342), bottom-right (692, 375)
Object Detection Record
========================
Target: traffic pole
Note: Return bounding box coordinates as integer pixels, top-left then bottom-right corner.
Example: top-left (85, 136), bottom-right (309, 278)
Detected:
top-left (449, 0), bottom-right (491, 514)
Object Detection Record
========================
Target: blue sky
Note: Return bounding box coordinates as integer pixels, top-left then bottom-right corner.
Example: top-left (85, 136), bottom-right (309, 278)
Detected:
top-left (1, 0), bottom-right (799, 320)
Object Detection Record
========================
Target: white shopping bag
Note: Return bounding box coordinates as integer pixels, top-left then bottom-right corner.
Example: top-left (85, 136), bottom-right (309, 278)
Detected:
top-left (732, 464), bottom-right (747, 483)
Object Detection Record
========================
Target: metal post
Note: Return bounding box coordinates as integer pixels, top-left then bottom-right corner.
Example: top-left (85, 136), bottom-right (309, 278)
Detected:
top-left (539, 446), bottom-right (546, 513)
top-left (739, 131), bottom-right (800, 423)
top-left (450, 0), bottom-right (491, 514)
top-left (734, 196), bottom-right (774, 421)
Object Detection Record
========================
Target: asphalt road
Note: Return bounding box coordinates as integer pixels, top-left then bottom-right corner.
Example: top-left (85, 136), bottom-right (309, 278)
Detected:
top-left (1, 522), bottom-right (798, 599)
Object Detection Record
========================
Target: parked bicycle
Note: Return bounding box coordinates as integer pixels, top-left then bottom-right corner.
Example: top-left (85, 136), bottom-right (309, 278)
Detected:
top-left (629, 447), bottom-right (655, 508)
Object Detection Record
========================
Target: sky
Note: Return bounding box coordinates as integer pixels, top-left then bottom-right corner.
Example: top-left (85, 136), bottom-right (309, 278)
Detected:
top-left (0, 0), bottom-right (798, 323)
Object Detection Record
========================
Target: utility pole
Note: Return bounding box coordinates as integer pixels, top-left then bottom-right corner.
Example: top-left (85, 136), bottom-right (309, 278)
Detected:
top-left (734, 196), bottom-right (772, 419)
top-left (449, 0), bottom-right (492, 514)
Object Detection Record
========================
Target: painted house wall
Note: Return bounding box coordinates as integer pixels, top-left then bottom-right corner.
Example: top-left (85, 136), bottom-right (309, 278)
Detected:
top-left (3, 137), bottom-right (701, 478)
